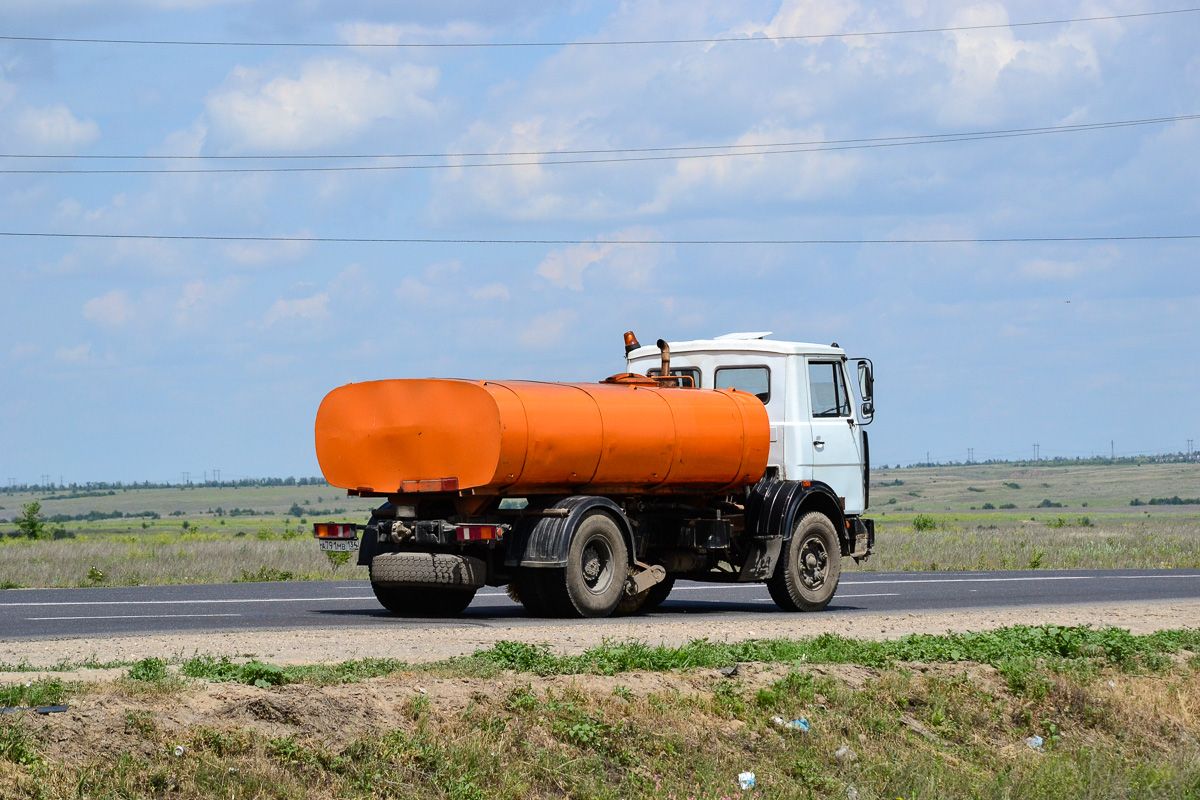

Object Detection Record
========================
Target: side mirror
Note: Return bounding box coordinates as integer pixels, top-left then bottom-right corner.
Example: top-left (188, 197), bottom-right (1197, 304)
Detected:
top-left (856, 359), bottom-right (874, 422)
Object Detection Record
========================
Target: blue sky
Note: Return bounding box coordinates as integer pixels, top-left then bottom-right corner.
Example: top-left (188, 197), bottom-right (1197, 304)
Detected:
top-left (1, 0), bottom-right (1198, 484)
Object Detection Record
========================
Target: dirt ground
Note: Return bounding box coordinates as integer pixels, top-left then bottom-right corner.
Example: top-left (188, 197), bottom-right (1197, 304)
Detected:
top-left (4, 598), bottom-right (1199, 683)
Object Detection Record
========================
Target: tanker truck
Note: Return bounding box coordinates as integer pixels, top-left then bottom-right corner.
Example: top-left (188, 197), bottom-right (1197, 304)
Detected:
top-left (313, 331), bottom-right (875, 618)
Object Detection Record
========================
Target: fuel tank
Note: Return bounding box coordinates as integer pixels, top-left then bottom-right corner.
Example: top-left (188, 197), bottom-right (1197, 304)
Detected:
top-left (315, 378), bottom-right (769, 496)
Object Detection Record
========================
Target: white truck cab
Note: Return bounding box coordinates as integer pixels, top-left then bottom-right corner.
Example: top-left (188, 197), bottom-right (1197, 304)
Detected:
top-left (626, 332), bottom-right (874, 515)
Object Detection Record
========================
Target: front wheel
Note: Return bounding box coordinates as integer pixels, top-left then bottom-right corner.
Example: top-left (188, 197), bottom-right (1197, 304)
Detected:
top-left (767, 511), bottom-right (841, 611)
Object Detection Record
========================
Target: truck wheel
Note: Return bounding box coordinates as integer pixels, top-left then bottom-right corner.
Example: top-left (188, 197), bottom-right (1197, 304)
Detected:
top-left (370, 582), bottom-right (476, 616)
top-left (615, 575), bottom-right (676, 615)
top-left (510, 572), bottom-right (554, 617)
top-left (767, 511), bottom-right (841, 612)
top-left (540, 511), bottom-right (629, 618)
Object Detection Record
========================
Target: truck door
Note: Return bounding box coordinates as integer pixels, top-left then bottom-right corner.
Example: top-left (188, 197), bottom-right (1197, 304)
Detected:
top-left (806, 360), bottom-right (865, 514)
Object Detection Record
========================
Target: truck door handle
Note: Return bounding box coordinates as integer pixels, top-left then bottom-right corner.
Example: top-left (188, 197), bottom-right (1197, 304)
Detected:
top-left (813, 438), bottom-right (824, 451)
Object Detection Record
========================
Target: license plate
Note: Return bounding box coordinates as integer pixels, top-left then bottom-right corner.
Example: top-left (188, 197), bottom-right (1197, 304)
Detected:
top-left (318, 539), bottom-right (358, 552)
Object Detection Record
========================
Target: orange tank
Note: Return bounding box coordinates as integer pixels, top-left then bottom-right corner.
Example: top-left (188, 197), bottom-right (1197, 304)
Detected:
top-left (314, 378), bottom-right (769, 496)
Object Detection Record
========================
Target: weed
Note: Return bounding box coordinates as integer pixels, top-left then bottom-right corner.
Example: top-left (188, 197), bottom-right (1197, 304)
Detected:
top-left (124, 709), bottom-right (156, 738)
top-left (1004, 481), bottom-right (1021, 489)
top-left (126, 656), bottom-right (168, 682)
top-left (181, 655), bottom-right (290, 687)
top-left (912, 514), bottom-right (937, 532)
top-left (236, 565), bottom-right (294, 582)
top-left (0, 720), bottom-right (39, 765)
top-left (0, 678), bottom-right (67, 708)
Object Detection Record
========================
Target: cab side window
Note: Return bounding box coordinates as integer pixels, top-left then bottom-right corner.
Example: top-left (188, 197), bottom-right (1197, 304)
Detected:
top-left (808, 362), bottom-right (851, 417)
top-left (714, 366), bottom-right (770, 403)
top-left (647, 367), bottom-right (701, 388)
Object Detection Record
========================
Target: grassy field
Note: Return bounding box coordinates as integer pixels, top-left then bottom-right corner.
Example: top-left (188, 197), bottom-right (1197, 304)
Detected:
top-left (861, 461), bottom-right (1200, 572)
top-left (0, 463), bottom-right (1197, 587)
top-left (2, 626), bottom-right (1199, 798)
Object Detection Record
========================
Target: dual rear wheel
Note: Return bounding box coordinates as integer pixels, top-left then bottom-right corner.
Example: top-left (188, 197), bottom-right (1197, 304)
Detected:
top-left (515, 512), bottom-right (631, 618)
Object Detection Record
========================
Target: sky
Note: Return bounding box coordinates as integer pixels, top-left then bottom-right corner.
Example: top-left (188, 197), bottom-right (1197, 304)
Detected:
top-left (1, 0), bottom-right (1198, 485)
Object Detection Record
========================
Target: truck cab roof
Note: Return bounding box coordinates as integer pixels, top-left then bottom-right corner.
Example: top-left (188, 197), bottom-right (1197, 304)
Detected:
top-left (628, 333), bottom-right (846, 359)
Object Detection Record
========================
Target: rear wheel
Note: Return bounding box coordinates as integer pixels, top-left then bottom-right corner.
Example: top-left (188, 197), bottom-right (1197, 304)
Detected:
top-left (370, 583), bottom-right (476, 616)
top-left (767, 511), bottom-right (841, 612)
top-left (539, 512), bottom-right (629, 618)
top-left (510, 571), bottom-right (554, 617)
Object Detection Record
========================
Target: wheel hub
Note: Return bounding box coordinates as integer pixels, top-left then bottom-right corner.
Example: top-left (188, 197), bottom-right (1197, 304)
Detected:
top-left (798, 536), bottom-right (828, 589)
top-left (583, 552), bottom-right (601, 581)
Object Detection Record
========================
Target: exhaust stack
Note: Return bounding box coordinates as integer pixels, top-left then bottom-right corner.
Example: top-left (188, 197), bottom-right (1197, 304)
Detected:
top-left (656, 339), bottom-right (676, 386)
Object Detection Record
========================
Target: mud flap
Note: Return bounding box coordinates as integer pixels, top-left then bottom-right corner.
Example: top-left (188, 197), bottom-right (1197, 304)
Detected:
top-left (738, 536), bottom-right (783, 582)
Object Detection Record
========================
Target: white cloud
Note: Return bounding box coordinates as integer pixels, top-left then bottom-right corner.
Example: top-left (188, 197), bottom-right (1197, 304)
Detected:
top-left (83, 290), bottom-right (136, 326)
top-left (336, 21), bottom-right (492, 46)
top-left (644, 124), bottom-right (859, 213)
top-left (9, 343), bottom-right (39, 360)
top-left (206, 59), bottom-right (439, 150)
top-left (175, 278), bottom-right (241, 328)
top-left (14, 105), bottom-right (99, 151)
top-left (735, 0), bottom-right (859, 43)
top-left (536, 228), bottom-right (665, 291)
top-left (471, 283), bottom-right (510, 302)
top-left (262, 293), bottom-right (330, 326)
top-left (934, 3), bottom-right (1104, 123)
top-left (224, 238), bottom-right (312, 267)
top-left (54, 343), bottom-right (92, 364)
top-left (520, 309), bottom-right (576, 347)
top-left (394, 260), bottom-right (462, 305)
top-left (1021, 258), bottom-right (1083, 280)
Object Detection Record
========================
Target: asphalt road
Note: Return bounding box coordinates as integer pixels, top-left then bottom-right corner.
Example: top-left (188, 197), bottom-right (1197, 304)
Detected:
top-left (2, 569), bottom-right (1199, 641)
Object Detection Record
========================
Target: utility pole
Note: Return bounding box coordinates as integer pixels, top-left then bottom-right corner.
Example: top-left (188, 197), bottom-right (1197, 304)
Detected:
top-left (1188, 439), bottom-right (1194, 458)
top-left (967, 447), bottom-right (974, 463)
top-left (182, 471), bottom-right (190, 485)
top-left (1111, 440), bottom-right (1114, 459)
top-left (1033, 444), bottom-right (1040, 462)
top-left (926, 450), bottom-right (930, 466)
top-left (214, 469), bottom-right (221, 483)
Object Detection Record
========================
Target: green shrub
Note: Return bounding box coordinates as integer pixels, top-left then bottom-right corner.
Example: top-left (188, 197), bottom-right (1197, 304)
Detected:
top-left (127, 657), bottom-right (168, 682)
top-left (912, 514), bottom-right (937, 532)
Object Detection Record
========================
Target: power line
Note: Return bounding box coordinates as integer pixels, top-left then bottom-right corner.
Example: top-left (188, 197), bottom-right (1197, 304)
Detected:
top-left (2, 114), bottom-right (1194, 161)
top-left (2, 231), bottom-right (1198, 246)
top-left (4, 114), bottom-right (1197, 175)
top-left (1, 8), bottom-right (1195, 49)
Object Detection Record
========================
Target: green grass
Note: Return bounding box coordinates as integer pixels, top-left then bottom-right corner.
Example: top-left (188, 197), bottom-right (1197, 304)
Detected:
top-left (0, 465), bottom-right (1196, 586)
top-left (859, 512), bottom-right (1200, 571)
top-left (458, 625), bottom-right (1200, 678)
top-left (4, 626), bottom-right (1200, 799)
top-left (31, 625), bottom-right (1194, 689)
top-left (0, 678), bottom-right (71, 709)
